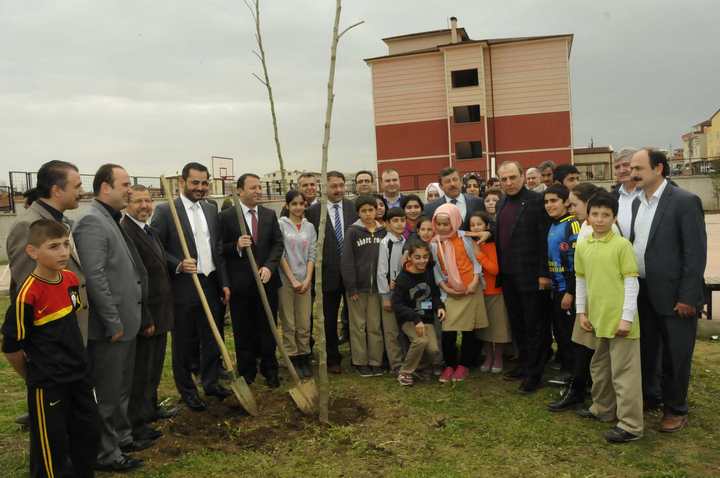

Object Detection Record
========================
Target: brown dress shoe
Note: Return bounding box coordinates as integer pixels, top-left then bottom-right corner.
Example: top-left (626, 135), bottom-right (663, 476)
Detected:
top-left (328, 363), bottom-right (342, 374)
top-left (660, 414), bottom-right (688, 433)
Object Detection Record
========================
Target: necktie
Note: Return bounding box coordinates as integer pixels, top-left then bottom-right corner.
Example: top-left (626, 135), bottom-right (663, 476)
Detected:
top-left (191, 203), bottom-right (211, 275)
top-left (450, 198), bottom-right (458, 205)
top-left (144, 224), bottom-right (152, 236)
top-left (249, 209), bottom-right (258, 242)
top-left (333, 204), bottom-right (343, 255)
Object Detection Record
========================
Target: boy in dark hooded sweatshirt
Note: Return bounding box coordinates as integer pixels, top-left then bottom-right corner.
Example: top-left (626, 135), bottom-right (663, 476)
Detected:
top-left (341, 195), bottom-right (387, 377)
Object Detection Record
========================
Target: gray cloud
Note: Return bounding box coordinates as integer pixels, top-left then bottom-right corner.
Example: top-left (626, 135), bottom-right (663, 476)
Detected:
top-left (1, 0), bottom-right (718, 181)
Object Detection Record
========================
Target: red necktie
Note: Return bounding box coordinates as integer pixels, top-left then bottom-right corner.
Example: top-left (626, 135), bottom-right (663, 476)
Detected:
top-left (249, 209), bottom-right (258, 242)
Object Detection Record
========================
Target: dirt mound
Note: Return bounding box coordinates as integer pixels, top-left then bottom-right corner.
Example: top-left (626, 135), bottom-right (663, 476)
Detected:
top-left (138, 389), bottom-right (369, 464)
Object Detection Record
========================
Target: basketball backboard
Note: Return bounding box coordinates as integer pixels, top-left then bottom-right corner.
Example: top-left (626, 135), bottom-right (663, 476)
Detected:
top-left (211, 156), bottom-right (234, 179)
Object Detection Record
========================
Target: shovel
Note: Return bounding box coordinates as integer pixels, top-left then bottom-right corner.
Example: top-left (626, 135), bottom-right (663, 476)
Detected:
top-left (160, 176), bottom-right (258, 416)
top-left (230, 191), bottom-right (318, 415)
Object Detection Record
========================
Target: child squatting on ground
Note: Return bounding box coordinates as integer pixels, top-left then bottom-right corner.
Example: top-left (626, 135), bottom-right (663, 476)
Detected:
top-left (2, 219), bottom-right (100, 477)
top-left (574, 191), bottom-right (644, 443)
top-left (430, 203), bottom-right (488, 383)
top-left (391, 240), bottom-right (445, 386)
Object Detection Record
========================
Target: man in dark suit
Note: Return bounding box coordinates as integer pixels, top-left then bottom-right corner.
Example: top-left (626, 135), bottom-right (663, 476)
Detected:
top-left (74, 164), bottom-right (149, 472)
top-left (629, 149), bottom-right (706, 433)
top-left (424, 167), bottom-right (485, 230)
top-left (219, 173), bottom-right (284, 387)
top-left (122, 185), bottom-right (176, 442)
top-left (494, 161), bottom-right (551, 393)
top-left (151, 162), bottom-right (231, 412)
top-left (306, 171), bottom-right (358, 373)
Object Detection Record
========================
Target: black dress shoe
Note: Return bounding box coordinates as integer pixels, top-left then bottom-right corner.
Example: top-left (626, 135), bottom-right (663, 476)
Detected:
top-left (15, 413), bottom-right (29, 427)
top-left (120, 439), bottom-right (155, 453)
top-left (503, 367), bottom-right (526, 381)
top-left (153, 405), bottom-right (179, 421)
top-left (134, 425), bottom-right (162, 441)
top-left (205, 384), bottom-right (232, 400)
top-left (183, 394), bottom-right (207, 411)
top-left (94, 454), bottom-right (144, 472)
top-left (547, 380), bottom-right (585, 412)
top-left (266, 375), bottom-right (281, 388)
top-left (328, 363), bottom-right (342, 374)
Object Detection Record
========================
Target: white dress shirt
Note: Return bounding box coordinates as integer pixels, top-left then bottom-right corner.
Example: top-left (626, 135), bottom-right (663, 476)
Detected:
top-left (328, 200), bottom-right (344, 233)
top-left (445, 193), bottom-right (467, 220)
top-left (632, 179), bottom-right (668, 278)
top-left (180, 194), bottom-right (215, 275)
top-left (127, 214), bottom-right (147, 230)
top-left (616, 183), bottom-right (641, 238)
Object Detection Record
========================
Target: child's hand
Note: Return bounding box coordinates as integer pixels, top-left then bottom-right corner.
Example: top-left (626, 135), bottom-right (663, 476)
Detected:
top-left (578, 313), bottom-right (593, 332)
top-left (350, 293), bottom-right (359, 302)
top-left (614, 319), bottom-right (632, 337)
top-left (382, 298), bottom-right (392, 312)
top-left (561, 293), bottom-right (573, 311)
top-left (415, 322), bottom-right (425, 337)
top-left (437, 308), bottom-right (446, 321)
top-left (389, 280), bottom-right (396, 290)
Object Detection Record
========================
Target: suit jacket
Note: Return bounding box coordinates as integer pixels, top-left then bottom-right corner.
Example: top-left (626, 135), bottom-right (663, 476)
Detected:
top-left (424, 193), bottom-right (485, 230)
top-left (219, 204), bottom-right (284, 295)
top-left (73, 200), bottom-right (146, 341)
top-left (306, 199), bottom-right (358, 292)
top-left (121, 216), bottom-right (174, 334)
top-left (494, 187), bottom-right (550, 291)
top-left (629, 182), bottom-right (707, 316)
top-left (6, 201), bottom-right (90, 343)
top-left (151, 197), bottom-right (229, 304)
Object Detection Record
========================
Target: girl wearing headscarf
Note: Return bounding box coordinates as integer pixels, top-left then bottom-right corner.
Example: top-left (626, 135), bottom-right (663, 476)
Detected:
top-left (424, 182), bottom-right (442, 203)
top-left (430, 203), bottom-right (488, 383)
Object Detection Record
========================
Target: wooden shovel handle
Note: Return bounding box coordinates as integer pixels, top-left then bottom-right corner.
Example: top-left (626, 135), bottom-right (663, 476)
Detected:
top-left (230, 192), bottom-right (303, 386)
top-left (160, 177), bottom-right (234, 372)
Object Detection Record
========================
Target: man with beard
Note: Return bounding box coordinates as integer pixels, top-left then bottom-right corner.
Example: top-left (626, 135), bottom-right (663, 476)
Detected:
top-left (152, 162), bottom-right (231, 412)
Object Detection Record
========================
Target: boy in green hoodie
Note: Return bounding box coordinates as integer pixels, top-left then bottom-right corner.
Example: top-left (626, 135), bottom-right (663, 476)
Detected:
top-left (341, 195), bottom-right (387, 377)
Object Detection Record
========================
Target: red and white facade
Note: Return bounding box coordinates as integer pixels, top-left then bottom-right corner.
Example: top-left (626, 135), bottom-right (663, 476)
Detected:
top-left (365, 22), bottom-right (574, 189)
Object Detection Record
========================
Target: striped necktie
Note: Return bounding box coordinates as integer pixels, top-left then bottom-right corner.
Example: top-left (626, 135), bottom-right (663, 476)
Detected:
top-left (333, 203), bottom-right (343, 255)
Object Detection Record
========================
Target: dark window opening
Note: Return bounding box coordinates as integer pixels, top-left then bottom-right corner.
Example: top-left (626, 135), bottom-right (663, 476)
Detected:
top-left (451, 69), bottom-right (479, 88)
top-left (456, 141), bottom-right (483, 160)
top-left (453, 105), bottom-right (481, 123)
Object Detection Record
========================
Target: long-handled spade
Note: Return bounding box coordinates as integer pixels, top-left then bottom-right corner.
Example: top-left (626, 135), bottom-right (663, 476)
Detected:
top-left (160, 176), bottom-right (258, 416)
top-left (230, 191), bottom-right (318, 415)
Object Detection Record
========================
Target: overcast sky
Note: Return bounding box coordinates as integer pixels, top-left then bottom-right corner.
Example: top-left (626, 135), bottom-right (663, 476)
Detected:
top-left (1, 0), bottom-right (718, 181)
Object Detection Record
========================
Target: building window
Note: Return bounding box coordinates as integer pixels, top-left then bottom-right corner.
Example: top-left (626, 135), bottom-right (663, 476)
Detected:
top-left (451, 69), bottom-right (479, 88)
top-left (455, 141), bottom-right (483, 159)
top-left (453, 105), bottom-right (481, 123)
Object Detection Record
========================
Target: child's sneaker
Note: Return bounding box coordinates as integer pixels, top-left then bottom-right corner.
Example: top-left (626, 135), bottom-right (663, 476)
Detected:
top-left (452, 365), bottom-right (469, 382)
top-left (480, 362), bottom-right (492, 373)
top-left (432, 364), bottom-right (444, 377)
top-left (398, 372), bottom-right (414, 386)
top-left (439, 367), bottom-right (455, 383)
top-left (371, 366), bottom-right (385, 377)
top-left (355, 366), bottom-right (373, 378)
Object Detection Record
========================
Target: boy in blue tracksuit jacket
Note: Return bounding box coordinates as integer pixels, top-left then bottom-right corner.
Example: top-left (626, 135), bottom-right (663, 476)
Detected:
top-left (544, 184), bottom-right (581, 374)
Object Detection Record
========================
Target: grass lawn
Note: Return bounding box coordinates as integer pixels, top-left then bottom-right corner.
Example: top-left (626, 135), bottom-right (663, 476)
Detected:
top-left (1, 295), bottom-right (719, 477)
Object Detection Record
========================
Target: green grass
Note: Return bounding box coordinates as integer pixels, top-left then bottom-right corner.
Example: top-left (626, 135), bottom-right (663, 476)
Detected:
top-left (1, 295), bottom-right (719, 477)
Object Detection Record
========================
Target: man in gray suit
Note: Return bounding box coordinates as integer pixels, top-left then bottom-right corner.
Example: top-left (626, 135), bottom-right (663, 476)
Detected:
top-left (629, 148), bottom-right (707, 433)
top-left (6, 160), bottom-right (89, 342)
top-left (74, 164), bottom-right (150, 472)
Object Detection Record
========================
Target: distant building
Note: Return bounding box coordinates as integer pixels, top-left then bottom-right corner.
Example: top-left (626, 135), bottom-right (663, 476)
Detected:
top-left (706, 108), bottom-right (720, 162)
top-left (365, 17), bottom-right (574, 191)
top-left (573, 146), bottom-right (613, 180)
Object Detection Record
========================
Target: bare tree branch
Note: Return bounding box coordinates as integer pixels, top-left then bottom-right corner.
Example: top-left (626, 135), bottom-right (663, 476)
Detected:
top-left (251, 73), bottom-right (267, 86)
top-left (338, 20), bottom-right (365, 39)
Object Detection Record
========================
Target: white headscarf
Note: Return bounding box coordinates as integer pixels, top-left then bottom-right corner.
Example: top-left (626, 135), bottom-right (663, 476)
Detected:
top-left (424, 182), bottom-right (443, 203)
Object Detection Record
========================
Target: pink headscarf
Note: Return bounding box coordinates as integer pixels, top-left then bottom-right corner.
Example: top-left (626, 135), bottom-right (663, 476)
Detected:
top-left (431, 203), bottom-right (465, 293)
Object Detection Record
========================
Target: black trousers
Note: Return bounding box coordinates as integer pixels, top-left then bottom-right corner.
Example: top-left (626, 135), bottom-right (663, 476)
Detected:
top-left (638, 280), bottom-right (698, 415)
top-left (28, 380), bottom-right (100, 478)
top-left (230, 287), bottom-right (279, 382)
top-left (322, 288), bottom-right (347, 366)
top-left (571, 343), bottom-right (594, 391)
top-left (128, 332), bottom-right (167, 431)
top-left (502, 274), bottom-right (552, 383)
top-left (172, 273), bottom-right (224, 399)
top-left (552, 291), bottom-right (576, 372)
top-left (441, 331), bottom-right (477, 368)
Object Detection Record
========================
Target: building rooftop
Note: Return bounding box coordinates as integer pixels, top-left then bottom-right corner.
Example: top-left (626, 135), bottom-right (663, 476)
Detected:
top-left (365, 32), bottom-right (574, 63)
top-left (574, 146), bottom-right (613, 154)
top-left (382, 27), bottom-right (470, 43)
